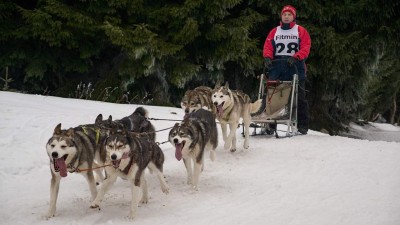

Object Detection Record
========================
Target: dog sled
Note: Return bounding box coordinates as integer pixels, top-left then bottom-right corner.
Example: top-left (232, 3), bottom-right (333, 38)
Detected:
top-left (249, 63), bottom-right (299, 138)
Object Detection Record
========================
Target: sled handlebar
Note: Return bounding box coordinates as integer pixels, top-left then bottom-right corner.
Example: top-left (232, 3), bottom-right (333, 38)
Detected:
top-left (265, 80), bottom-right (289, 85)
top-left (262, 58), bottom-right (299, 79)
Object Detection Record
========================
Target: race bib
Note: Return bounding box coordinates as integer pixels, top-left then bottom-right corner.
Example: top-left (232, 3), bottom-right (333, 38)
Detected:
top-left (274, 25), bottom-right (299, 56)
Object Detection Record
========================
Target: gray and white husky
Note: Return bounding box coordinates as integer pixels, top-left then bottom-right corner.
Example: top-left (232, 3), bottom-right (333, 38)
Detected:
top-left (212, 82), bottom-right (252, 152)
top-left (90, 129), bottom-right (169, 220)
top-left (181, 86), bottom-right (216, 115)
top-left (169, 109), bottom-right (218, 190)
top-left (45, 122), bottom-right (108, 219)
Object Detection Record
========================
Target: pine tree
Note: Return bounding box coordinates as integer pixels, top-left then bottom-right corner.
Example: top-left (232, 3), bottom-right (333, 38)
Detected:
top-left (289, 0), bottom-right (399, 134)
top-left (365, 44), bottom-right (400, 124)
top-left (1, 0), bottom-right (399, 133)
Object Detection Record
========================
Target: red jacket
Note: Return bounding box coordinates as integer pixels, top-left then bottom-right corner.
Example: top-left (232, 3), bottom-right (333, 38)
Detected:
top-left (263, 22), bottom-right (311, 60)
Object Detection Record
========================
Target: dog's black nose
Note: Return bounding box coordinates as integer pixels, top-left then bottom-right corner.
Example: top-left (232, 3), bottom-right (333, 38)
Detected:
top-left (185, 108), bottom-right (189, 113)
top-left (213, 102), bottom-right (218, 106)
top-left (173, 138), bottom-right (178, 144)
top-left (51, 152), bottom-right (58, 158)
top-left (111, 154), bottom-right (117, 160)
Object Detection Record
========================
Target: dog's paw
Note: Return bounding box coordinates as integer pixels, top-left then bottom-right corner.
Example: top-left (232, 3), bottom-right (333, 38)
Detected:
top-left (162, 185), bottom-right (170, 194)
top-left (230, 148), bottom-right (236, 152)
top-left (224, 141), bottom-right (232, 150)
top-left (42, 212), bottom-right (54, 220)
top-left (192, 185), bottom-right (200, 191)
top-left (128, 211), bottom-right (137, 220)
top-left (90, 203), bottom-right (100, 208)
top-left (140, 197), bottom-right (148, 204)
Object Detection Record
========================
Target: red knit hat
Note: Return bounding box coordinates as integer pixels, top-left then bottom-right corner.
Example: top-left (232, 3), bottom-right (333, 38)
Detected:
top-left (281, 5), bottom-right (296, 18)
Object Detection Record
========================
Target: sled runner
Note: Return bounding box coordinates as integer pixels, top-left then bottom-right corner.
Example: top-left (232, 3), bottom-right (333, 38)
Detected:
top-left (249, 65), bottom-right (299, 138)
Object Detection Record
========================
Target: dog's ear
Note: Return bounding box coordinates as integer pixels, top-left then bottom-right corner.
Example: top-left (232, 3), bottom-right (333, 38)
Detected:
top-left (183, 90), bottom-right (191, 96)
top-left (224, 81), bottom-right (229, 89)
top-left (214, 80), bottom-right (221, 89)
top-left (54, 123), bottom-right (62, 135)
top-left (66, 128), bottom-right (74, 138)
top-left (95, 114), bottom-right (103, 124)
top-left (107, 115), bottom-right (112, 122)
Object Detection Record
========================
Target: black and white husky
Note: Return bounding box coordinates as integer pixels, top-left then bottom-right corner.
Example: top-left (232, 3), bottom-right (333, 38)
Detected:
top-left (95, 107), bottom-right (156, 141)
top-left (45, 122), bottom-right (108, 219)
top-left (169, 109), bottom-right (218, 190)
top-left (90, 129), bottom-right (169, 219)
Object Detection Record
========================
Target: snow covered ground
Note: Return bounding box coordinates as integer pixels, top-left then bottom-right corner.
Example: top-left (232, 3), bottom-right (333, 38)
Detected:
top-left (342, 122), bottom-right (400, 142)
top-left (1, 91), bottom-right (399, 225)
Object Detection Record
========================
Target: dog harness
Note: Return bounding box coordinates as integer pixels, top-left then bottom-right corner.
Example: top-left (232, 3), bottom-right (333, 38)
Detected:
top-left (80, 126), bottom-right (101, 144)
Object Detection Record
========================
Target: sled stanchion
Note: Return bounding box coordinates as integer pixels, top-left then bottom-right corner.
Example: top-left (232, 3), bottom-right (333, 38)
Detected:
top-left (258, 73), bottom-right (265, 100)
top-left (287, 73), bottom-right (298, 135)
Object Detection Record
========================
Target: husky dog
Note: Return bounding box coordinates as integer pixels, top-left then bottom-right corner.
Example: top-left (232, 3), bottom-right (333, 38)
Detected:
top-left (95, 107), bottom-right (156, 141)
top-left (45, 122), bottom-right (108, 219)
top-left (90, 129), bottom-right (169, 219)
top-left (212, 82), bottom-right (252, 152)
top-left (181, 86), bottom-right (216, 115)
top-left (169, 109), bottom-right (218, 190)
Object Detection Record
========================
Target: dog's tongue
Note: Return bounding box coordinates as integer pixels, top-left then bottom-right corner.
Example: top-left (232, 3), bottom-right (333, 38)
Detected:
top-left (175, 143), bottom-right (183, 161)
top-left (55, 158), bottom-right (67, 177)
top-left (217, 105), bottom-right (224, 117)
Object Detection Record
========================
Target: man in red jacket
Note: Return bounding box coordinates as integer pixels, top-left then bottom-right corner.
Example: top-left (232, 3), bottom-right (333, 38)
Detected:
top-left (263, 5), bottom-right (311, 134)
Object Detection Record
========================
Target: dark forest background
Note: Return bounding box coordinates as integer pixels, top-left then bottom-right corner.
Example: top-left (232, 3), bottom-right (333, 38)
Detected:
top-left (1, 0), bottom-right (399, 134)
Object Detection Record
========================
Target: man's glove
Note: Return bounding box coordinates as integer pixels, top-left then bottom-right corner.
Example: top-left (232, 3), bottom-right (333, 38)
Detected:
top-left (287, 57), bottom-right (298, 67)
top-left (264, 58), bottom-right (272, 69)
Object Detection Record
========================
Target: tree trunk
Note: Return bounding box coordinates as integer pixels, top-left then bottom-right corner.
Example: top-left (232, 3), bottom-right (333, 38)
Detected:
top-left (150, 68), bottom-right (170, 104)
top-left (390, 93), bottom-right (397, 124)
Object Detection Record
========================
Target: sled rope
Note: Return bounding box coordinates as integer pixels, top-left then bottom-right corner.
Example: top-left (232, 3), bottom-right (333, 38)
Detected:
top-left (73, 164), bottom-right (112, 173)
top-left (266, 81), bottom-right (281, 104)
top-left (130, 126), bottom-right (175, 138)
top-left (148, 118), bottom-right (181, 122)
top-left (156, 140), bottom-right (170, 145)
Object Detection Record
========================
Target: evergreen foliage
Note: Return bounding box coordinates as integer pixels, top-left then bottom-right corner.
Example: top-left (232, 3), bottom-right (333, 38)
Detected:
top-left (0, 0), bottom-right (399, 134)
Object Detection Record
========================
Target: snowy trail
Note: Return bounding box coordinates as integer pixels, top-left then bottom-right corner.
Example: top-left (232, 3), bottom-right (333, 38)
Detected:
top-left (1, 91), bottom-right (400, 225)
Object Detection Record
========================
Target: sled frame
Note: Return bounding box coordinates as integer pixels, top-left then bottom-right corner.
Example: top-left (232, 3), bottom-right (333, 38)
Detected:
top-left (249, 73), bottom-right (299, 138)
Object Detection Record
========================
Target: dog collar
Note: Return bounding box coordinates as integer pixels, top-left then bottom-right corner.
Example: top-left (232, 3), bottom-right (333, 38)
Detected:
top-left (67, 162), bottom-right (78, 173)
top-left (114, 151), bottom-right (134, 174)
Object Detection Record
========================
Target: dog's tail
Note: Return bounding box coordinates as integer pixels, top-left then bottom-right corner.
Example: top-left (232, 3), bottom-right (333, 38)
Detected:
top-left (250, 98), bottom-right (266, 116)
top-left (134, 107), bottom-right (149, 118)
